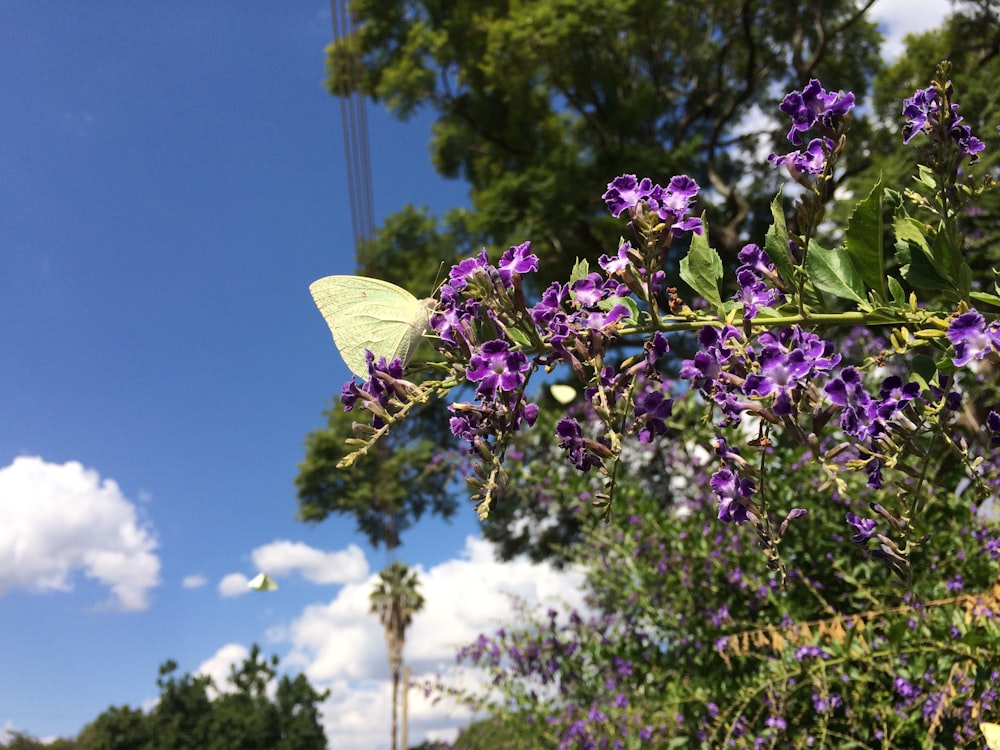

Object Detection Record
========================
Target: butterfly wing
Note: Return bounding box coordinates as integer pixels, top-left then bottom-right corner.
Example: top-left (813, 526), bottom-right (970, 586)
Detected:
top-left (248, 573), bottom-right (278, 591)
top-left (310, 276), bottom-right (433, 378)
top-left (983, 723), bottom-right (1000, 750)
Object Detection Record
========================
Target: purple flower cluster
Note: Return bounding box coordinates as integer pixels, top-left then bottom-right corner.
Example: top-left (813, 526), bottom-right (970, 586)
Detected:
top-left (433, 245), bottom-right (543, 459)
top-left (681, 324), bottom-right (840, 428)
top-left (340, 351), bottom-right (407, 427)
top-left (602, 174), bottom-right (703, 236)
top-left (454, 607), bottom-right (669, 749)
top-left (466, 340), bottom-right (530, 400)
top-left (769, 79), bottom-right (855, 175)
top-left (778, 79), bottom-right (856, 145)
top-left (733, 244), bottom-right (784, 319)
top-left (947, 308), bottom-right (1000, 366)
top-left (555, 417), bottom-right (609, 472)
top-left (902, 85), bottom-right (985, 162)
top-left (530, 273), bottom-right (632, 375)
top-left (824, 368), bottom-right (921, 487)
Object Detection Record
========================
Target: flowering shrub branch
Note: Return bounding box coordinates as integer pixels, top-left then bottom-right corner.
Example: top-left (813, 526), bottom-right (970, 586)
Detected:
top-left (337, 62), bottom-right (1000, 585)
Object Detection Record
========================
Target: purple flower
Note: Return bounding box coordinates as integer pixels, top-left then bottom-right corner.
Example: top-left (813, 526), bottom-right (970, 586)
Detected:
top-left (824, 367), bottom-right (878, 441)
top-left (734, 267), bottom-right (780, 319)
top-left (556, 418), bottom-right (606, 472)
top-left (634, 389), bottom-right (673, 443)
top-left (647, 175), bottom-right (703, 236)
top-left (902, 87), bottom-right (936, 144)
top-left (846, 512), bottom-right (877, 544)
top-left (466, 340), bottom-right (530, 399)
top-left (903, 85), bottom-right (985, 161)
top-left (988, 410), bottom-right (1000, 447)
top-left (497, 241), bottom-right (538, 286)
top-left (947, 309), bottom-right (1000, 366)
top-left (744, 327), bottom-right (839, 416)
top-left (447, 249), bottom-right (491, 291)
top-left (711, 468), bottom-right (756, 525)
top-left (768, 137), bottom-right (833, 176)
top-left (598, 241), bottom-right (633, 275)
top-left (602, 174), bottom-right (702, 236)
top-left (340, 352), bottom-right (406, 427)
top-left (778, 79), bottom-right (855, 145)
top-left (603, 174), bottom-right (655, 218)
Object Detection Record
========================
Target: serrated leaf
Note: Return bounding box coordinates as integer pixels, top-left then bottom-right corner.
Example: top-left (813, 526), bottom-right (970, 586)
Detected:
top-left (844, 176), bottom-right (887, 300)
top-left (805, 243), bottom-right (866, 304)
top-left (679, 218), bottom-right (723, 312)
top-left (764, 193), bottom-right (795, 288)
top-left (894, 214), bottom-right (953, 292)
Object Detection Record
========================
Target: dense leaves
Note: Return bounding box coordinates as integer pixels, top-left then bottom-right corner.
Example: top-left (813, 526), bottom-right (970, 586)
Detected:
top-left (328, 0), bottom-right (884, 287)
top-left (74, 646), bottom-right (328, 750)
top-left (296, 399), bottom-right (455, 550)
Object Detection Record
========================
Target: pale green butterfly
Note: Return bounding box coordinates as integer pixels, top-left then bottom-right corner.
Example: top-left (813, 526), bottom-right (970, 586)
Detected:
top-left (983, 722), bottom-right (1000, 750)
top-left (247, 572), bottom-right (278, 591)
top-left (309, 276), bottom-right (436, 379)
top-left (550, 383), bottom-right (578, 405)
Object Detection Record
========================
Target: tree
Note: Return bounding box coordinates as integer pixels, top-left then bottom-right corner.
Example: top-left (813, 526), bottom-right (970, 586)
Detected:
top-left (328, 0), bottom-right (884, 290)
top-left (370, 561), bottom-right (425, 750)
top-left (0, 733), bottom-right (79, 750)
top-left (77, 646), bottom-right (329, 750)
top-left (296, 398), bottom-right (456, 550)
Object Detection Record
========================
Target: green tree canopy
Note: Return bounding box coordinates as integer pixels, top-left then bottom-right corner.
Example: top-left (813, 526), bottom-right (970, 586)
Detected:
top-left (76, 645), bottom-right (328, 750)
top-left (329, 0), bottom-right (884, 292)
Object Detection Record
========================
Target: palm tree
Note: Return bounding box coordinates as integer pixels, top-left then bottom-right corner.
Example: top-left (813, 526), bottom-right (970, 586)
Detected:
top-left (369, 561), bottom-right (425, 750)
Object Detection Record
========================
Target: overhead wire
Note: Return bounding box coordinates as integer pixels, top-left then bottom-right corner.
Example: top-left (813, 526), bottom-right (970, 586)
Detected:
top-left (329, 0), bottom-right (376, 250)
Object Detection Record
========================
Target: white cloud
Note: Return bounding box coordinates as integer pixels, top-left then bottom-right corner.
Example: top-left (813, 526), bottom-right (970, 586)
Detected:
top-left (251, 540), bottom-right (369, 585)
top-left (0, 456), bottom-right (160, 611)
top-left (196, 642), bottom-right (249, 693)
top-left (218, 572), bottom-right (250, 597)
top-left (182, 574), bottom-right (208, 589)
top-left (279, 536), bottom-right (587, 750)
top-left (872, 0), bottom-right (952, 60)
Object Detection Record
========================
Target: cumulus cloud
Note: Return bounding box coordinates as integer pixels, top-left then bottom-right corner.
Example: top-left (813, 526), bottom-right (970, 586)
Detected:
top-left (0, 456), bottom-right (160, 611)
top-left (196, 643), bottom-right (250, 693)
top-left (873, 0), bottom-right (951, 59)
top-left (251, 540), bottom-right (368, 585)
top-left (280, 536), bottom-right (587, 750)
top-left (218, 572), bottom-right (251, 597)
top-left (182, 574), bottom-right (208, 589)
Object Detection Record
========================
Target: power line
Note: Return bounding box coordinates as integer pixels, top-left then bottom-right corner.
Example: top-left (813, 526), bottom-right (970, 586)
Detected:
top-left (329, 0), bottom-right (376, 250)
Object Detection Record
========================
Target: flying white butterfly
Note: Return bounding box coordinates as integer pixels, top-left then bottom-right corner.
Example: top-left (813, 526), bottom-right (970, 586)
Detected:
top-left (247, 572), bottom-right (278, 591)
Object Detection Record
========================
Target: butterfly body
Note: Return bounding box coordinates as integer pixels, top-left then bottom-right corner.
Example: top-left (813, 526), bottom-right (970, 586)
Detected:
top-left (309, 276), bottom-right (435, 378)
top-left (248, 572), bottom-right (278, 591)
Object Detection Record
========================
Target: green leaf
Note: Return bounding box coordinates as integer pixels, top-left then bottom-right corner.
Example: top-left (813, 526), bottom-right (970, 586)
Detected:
top-left (970, 291), bottom-right (1000, 309)
top-left (506, 326), bottom-right (533, 348)
top-left (805, 243), bottom-right (866, 304)
top-left (844, 176), bottom-right (886, 300)
top-left (678, 218), bottom-right (723, 312)
top-left (894, 214), bottom-right (953, 292)
top-left (888, 276), bottom-right (906, 306)
top-left (569, 258), bottom-right (590, 283)
top-left (764, 193), bottom-right (795, 288)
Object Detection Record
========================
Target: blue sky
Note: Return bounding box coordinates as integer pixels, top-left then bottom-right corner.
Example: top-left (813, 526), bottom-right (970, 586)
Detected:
top-left (0, 2), bottom-right (950, 748)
